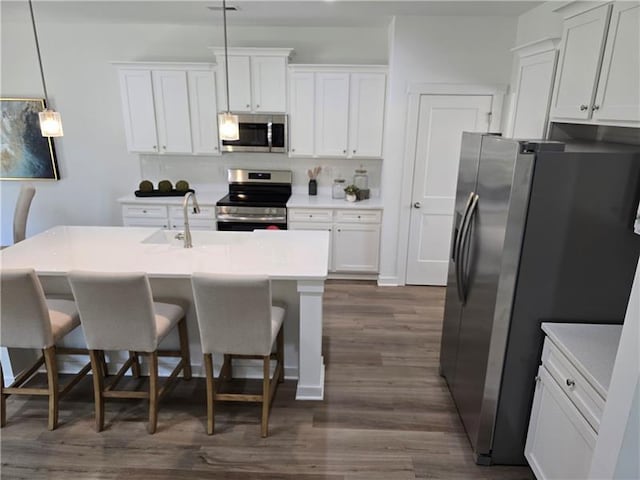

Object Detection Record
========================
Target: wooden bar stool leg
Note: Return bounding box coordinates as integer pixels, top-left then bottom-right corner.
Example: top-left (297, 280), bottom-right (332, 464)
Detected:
top-left (147, 352), bottom-right (158, 434)
top-left (100, 351), bottom-right (109, 377)
top-left (129, 351), bottom-right (140, 378)
top-left (277, 328), bottom-right (284, 383)
top-left (88, 350), bottom-right (105, 432)
top-left (261, 355), bottom-right (270, 438)
top-left (204, 354), bottom-right (215, 435)
top-left (0, 362), bottom-right (6, 428)
top-left (178, 318), bottom-right (191, 380)
top-left (221, 354), bottom-right (232, 381)
top-left (43, 347), bottom-right (59, 431)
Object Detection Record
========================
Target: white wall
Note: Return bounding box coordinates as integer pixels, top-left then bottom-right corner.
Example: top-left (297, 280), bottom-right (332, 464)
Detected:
top-left (0, 5), bottom-right (387, 245)
top-left (378, 15), bottom-right (517, 284)
top-left (515, 2), bottom-right (563, 46)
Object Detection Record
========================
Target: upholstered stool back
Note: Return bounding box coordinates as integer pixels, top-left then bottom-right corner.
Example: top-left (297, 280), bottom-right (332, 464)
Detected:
top-left (68, 271), bottom-right (159, 352)
top-left (13, 185), bottom-right (35, 244)
top-left (191, 273), bottom-right (273, 356)
top-left (1, 268), bottom-right (53, 349)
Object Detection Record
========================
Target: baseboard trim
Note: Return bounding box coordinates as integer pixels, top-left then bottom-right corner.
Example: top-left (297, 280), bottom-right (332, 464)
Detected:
top-left (377, 275), bottom-right (400, 286)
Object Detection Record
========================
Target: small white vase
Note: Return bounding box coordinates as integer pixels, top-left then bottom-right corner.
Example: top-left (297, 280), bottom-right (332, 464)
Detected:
top-left (346, 193), bottom-right (357, 202)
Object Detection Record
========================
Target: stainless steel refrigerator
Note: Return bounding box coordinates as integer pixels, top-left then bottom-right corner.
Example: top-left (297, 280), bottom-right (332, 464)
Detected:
top-left (439, 132), bottom-right (640, 465)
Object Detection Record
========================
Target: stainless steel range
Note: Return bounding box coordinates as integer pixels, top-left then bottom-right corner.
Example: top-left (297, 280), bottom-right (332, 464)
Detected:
top-left (216, 169), bottom-right (292, 231)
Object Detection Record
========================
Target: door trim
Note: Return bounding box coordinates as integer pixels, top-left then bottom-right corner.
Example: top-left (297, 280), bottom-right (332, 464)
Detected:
top-left (396, 84), bottom-right (506, 286)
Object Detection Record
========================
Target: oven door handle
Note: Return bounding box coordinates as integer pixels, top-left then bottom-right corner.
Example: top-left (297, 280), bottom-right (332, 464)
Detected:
top-left (217, 214), bottom-right (286, 223)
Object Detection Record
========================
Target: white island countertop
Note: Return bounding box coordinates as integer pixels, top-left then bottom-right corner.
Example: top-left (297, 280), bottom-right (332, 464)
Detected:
top-left (542, 322), bottom-right (622, 398)
top-left (287, 194), bottom-right (384, 209)
top-left (1, 226), bottom-right (330, 281)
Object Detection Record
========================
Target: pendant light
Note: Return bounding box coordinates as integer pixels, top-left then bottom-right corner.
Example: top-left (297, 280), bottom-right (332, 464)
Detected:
top-left (218, 0), bottom-right (239, 141)
top-left (28, 0), bottom-right (63, 137)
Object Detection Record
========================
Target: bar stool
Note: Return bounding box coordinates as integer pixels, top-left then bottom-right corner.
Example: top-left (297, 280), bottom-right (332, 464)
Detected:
top-left (191, 273), bottom-right (284, 437)
top-left (68, 271), bottom-right (191, 434)
top-left (0, 268), bottom-right (91, 430)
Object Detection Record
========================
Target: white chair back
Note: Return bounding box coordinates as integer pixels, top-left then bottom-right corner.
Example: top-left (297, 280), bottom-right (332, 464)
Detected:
top-left (13, 185), bottom-right (35, 244)
top-left (0, 268), bottom-right (53, 348)
top-left (191, 273), bottom-right (272, 356)
top-left (68, 271), bottom-right (158, 352)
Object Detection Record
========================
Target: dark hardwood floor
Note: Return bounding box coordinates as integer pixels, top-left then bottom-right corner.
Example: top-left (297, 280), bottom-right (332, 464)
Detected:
top-left (1, 281), bottom-right (533, 479)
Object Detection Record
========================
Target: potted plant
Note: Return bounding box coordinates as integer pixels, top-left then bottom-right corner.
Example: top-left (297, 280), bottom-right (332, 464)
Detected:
top-left (344, 184), bottom-right (360, 202)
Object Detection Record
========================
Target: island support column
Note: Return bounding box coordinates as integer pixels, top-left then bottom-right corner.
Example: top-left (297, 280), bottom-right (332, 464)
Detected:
top-left (296, 280), bottom-right (325, 400)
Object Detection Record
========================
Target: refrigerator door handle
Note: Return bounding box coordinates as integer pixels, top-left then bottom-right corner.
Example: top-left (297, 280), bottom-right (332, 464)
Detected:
top-left (459, 194), bottom-right (480, 304)
top-left (455, 192), bottom-right (476, 302)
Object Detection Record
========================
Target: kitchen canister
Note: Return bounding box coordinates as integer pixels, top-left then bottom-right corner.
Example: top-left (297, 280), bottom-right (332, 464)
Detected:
top-left (353, 167), bottom-right (369, 190)
top-left (332, 178), bottom-right (346, 199)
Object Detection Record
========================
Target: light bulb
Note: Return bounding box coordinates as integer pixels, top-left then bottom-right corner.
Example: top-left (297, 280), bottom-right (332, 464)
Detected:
top-left (219, 112), bottom-right (239, 141)
top-left (38, 109), bottom-right (63, 137)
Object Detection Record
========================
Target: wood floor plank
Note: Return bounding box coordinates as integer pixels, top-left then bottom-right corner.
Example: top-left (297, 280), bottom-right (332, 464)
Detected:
top-left (0, 281), bottom-right (533, 479)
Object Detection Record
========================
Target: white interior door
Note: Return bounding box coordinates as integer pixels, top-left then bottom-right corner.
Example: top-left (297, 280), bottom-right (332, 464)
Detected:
top-left (406, 94), bottom-right (492, 286)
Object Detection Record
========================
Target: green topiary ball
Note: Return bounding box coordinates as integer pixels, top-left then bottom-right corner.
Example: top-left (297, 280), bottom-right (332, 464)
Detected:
top-left (158, 180), bottom-right (173, 192)
top-left (138, 180), bottom-right (154, 192)
top-left (175, 180), bottom-right (190, 192)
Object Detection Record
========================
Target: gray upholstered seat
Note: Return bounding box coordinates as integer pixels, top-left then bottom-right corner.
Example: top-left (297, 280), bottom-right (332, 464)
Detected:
top-left (191, 273), bottom-right (285, 437)
top-left (68, 271), bottom-right (191, 434)
top-left (0, 268), bottom-right (90, 430)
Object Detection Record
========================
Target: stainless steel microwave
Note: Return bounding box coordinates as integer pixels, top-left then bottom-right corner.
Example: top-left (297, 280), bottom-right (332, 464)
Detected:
top-left (220, 113), bottom-right (287, 153)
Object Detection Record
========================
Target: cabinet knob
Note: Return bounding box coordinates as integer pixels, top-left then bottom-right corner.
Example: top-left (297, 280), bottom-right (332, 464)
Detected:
top-left (565, 378), bottom-right (576, 388)
top-left (337, 228), bottom-right (341, 232)
top-left (256, 104), bottom-right (260, 108)
top-left (357, 215), bottom-right (361, 218)
top-left (579, 104), bottom-right (589, 111)
top-left (353, 150), bottom-right (356, 154)
top-left (246, 104), bottom-right (250, 108)
top-left (592, 105), bottom-right (600, 111)
top-left (343, 149), bottom-right (347, 154)
top-left (413, 202), bottom-right (421, 209)
top-left (153, 145), bottom-right (157, 150)
top-left (143, 209), bottom-right (147, 213)
top-left (292, 148), bottom-right (295, 152)
top-left (162, 145), bottom-right (167, 150)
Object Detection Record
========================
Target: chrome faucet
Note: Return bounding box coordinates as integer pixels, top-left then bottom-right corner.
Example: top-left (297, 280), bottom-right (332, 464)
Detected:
top-left (182, 191), bottom-right (200, 248)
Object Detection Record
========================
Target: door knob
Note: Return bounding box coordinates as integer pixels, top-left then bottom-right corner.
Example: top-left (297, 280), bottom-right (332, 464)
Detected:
top-left (413, 202), bottom-right (421, 209)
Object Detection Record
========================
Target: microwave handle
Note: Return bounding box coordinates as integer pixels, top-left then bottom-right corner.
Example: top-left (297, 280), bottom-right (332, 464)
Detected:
top-left (267, 120), bottom-right (273, 151)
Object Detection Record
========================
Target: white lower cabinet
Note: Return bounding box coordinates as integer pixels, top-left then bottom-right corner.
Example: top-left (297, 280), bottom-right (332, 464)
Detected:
top-left (525, 326), bottom-right (619, 480)
top-left (121, 202), bottom-right (216, 230)
top-left (288, 208), bottom-right (382, 274)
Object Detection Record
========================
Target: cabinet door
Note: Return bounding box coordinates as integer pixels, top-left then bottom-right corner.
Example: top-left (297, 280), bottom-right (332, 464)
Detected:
top-left (251, 56), bottom-right (287, 112)
top-left (118, 69), bottom-right (158, 153)
top-left (289, 222), bottom-right (333, 271)
top-left (226, 56), bottom-right (252, 112)
top-left (551, 4), bottom-right (612, 120)
top-left (152, 70), bottom-right (193, 154)
top-left (289, 72), bottom-right (315, 157)
top-left (315, 73), bottom-right (350, 157)
top-left (525, 366), bottom-right (597, 480)
top-left (332, 223), bottom-right (380, 273)
top-left (593, 2), bottom-right (640, 122)
top-left (348, 73), bottom-right (386, 159)
top-left (188, 70), bottom-right (220, 155)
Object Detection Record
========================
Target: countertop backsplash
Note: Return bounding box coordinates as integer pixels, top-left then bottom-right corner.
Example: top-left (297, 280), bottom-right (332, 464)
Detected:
top-left (139, 153), bottom-right (382, 197)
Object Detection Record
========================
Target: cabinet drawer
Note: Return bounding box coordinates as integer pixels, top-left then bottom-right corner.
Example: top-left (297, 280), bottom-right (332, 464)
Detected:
top-left (335, 209), bottom-right (381, 224)
top-left (542, 338), bottom-right (605, 432)
top-left (288, 222), bottom-right (333, 232)
top-left (123, 217), bottom-right (169, 228)
top-left (288, 209), bottom-right (333, 222)
top-left (168, 206), bottom-right (216, 220)
top-left (122, 204), bottom-right (168, 218)
top-left (170, 218), bottom-right (216, 230)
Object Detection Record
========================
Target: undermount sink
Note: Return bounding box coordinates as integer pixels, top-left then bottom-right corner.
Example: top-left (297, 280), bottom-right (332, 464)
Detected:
top-left (141, 229), bottom-right (246, 247)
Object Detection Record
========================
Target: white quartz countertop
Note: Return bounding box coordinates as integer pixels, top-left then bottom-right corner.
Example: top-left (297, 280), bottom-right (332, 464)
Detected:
top-left (287, 194), bottom-right (384, 209)
top-left (542, 323), bottom-right (622, 398)
top-left (118, 191), bottom-right (226, 206)
top-left (1, 226), bottom-right (329, 281)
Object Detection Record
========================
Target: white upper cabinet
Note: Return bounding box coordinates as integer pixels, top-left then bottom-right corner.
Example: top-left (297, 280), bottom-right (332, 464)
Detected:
top-left (289, 72), bottom-right (315, 157)
top-left (593, 2), bottom-right (640, 122)
top-left (152, 70), bottom-right (193, 154)
top-left (117, 69), bottom-right (158, 153)
top-left (211, 48), bottom-right (293, 114)
top-left (288, 65), bottom-right (387, 159)
top-left (315, 72), bottom-right (350, 157)
top-left (115, 63), bottom-right (219, 156)
top-left (348, 73), bottom-right (386, 158)
top-left (551, 1), bottom-right (639, 126)
top-left (187, 70), bottom-right (219, 155)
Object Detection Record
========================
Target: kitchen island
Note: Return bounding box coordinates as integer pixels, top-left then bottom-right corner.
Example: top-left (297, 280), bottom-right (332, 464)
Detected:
top-left (0, 226), bottom-right (330, 400)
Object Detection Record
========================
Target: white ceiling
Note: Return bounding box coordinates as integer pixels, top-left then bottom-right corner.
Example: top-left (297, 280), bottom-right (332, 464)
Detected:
top-left (2, 1), bottom-right (542, 27)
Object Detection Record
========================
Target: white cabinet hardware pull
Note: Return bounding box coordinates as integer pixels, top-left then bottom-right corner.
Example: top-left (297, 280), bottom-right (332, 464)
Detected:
top-left (592, 105), bottom-right (600, 111)
top-left (579, 104), bottom-right (589, 111)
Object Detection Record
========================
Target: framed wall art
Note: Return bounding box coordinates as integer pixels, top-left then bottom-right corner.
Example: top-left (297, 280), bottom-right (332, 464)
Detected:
top-left (1, 98), bottom-right (59, 180)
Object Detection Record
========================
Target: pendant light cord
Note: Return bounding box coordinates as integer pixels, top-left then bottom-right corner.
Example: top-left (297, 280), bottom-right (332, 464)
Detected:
top-left (222, 0), bottom-right (231, 113)
top-left (28, 0), bottom-right (49, 103)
